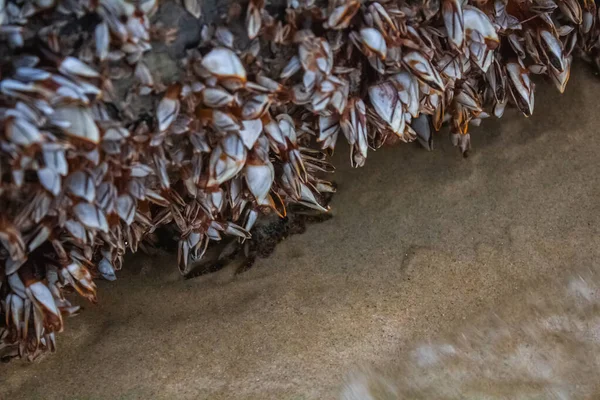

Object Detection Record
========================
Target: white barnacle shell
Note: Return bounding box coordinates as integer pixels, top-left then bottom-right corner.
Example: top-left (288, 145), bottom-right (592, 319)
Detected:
top-left (201, 48), bottom-right (247, 82)
top-left (360, 28), bottom-right (387, 59)
top-left (368, 82), bottom-right (405, 135)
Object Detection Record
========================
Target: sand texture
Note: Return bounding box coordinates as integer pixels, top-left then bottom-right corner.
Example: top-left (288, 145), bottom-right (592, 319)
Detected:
top-left (1, 65), bottom-right (600, 399)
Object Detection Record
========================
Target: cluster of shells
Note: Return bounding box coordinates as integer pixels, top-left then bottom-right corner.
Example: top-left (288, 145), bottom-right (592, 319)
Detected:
top-left (0, 0), bottom-right (597, 359)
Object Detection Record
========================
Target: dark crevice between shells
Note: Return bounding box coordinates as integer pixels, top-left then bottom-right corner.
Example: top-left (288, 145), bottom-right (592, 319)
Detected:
top-left (174, 189), bottom-right (336, 280)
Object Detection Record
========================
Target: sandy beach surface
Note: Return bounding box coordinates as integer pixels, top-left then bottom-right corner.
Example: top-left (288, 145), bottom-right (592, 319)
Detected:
top-left (1, 64), bottom-right (600, 399)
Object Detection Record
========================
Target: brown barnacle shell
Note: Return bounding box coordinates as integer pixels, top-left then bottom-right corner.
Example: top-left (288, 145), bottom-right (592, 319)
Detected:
top-left (506, 59), bottom-right (535, 117)
top-left (325, 0), bottom-right (361, 30)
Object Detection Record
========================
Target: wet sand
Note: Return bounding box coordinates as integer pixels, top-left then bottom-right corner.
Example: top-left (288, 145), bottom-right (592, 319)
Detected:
top-left (2, 64), bottom-right (600, 399)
